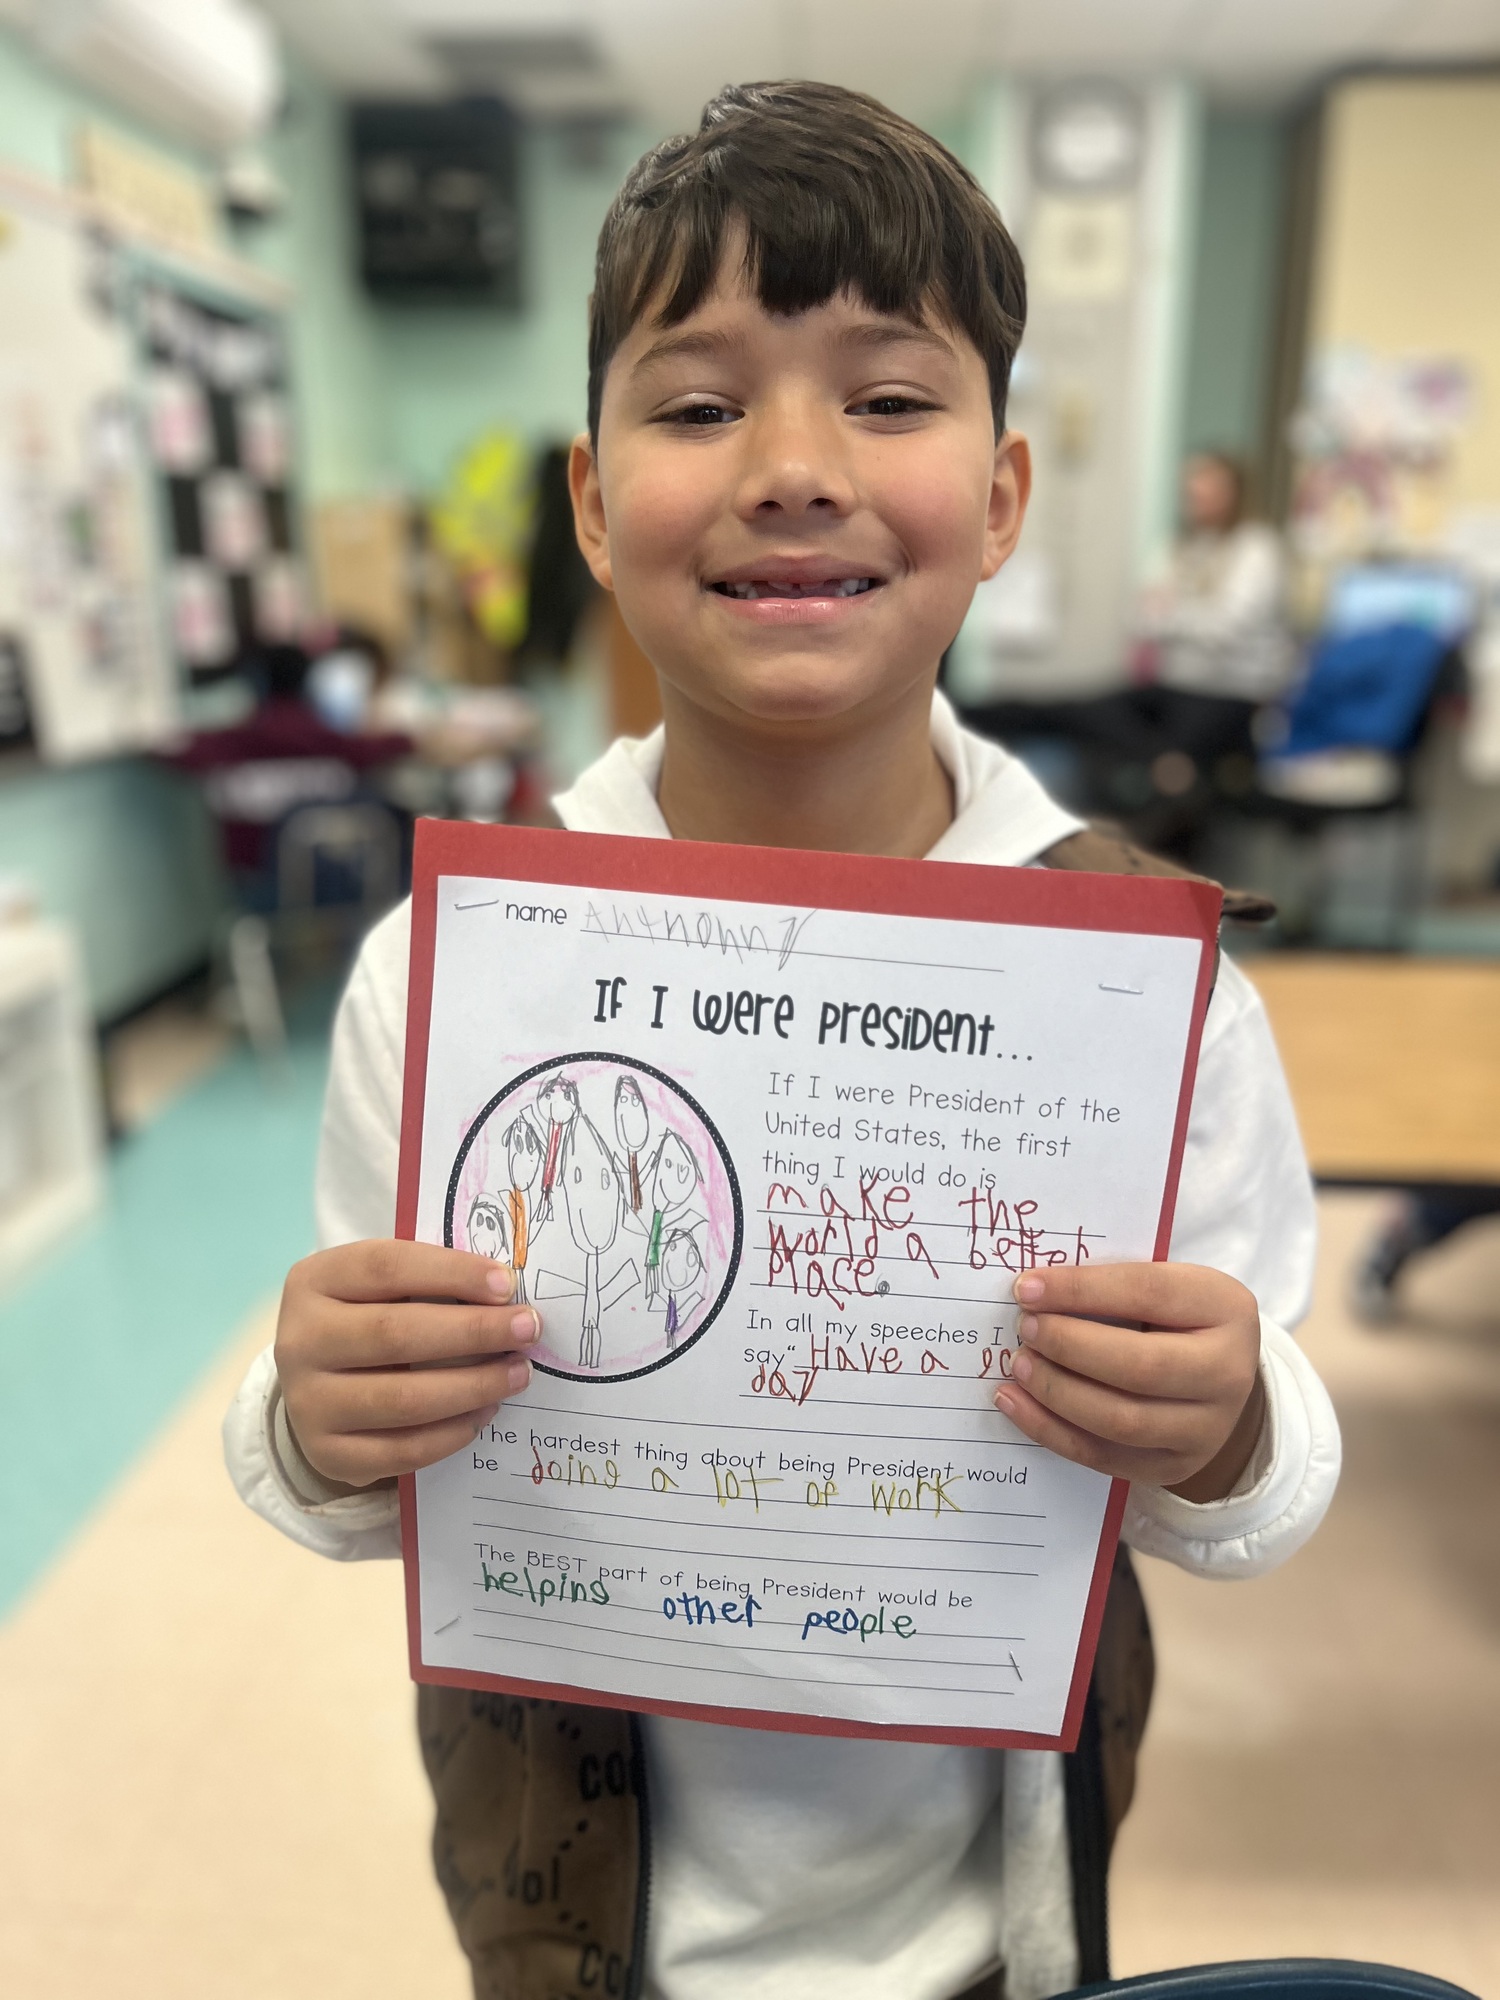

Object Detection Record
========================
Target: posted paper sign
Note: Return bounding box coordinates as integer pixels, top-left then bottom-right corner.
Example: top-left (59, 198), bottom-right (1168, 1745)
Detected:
top-left (398, 822), bottom-right (1219, 1750)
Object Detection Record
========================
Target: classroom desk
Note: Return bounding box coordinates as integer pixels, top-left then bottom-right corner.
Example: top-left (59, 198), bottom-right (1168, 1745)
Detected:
top-left (1244, 954), bottom-right (1500, 1188)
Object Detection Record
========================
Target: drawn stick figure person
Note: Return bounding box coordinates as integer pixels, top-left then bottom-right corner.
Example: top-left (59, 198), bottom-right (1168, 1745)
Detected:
top-left (503, 1111), bottom-right (544, 1304)
top-left (642, 1130), bottom-right (703, 1306)
top-left (562, 1112), bottom-right (626, 1370)
top-left (536, 1074), bottom-right (579, 1224)
top-left (614, 1075), bottom-right (649, 1214)
top-left (660, 1228), bottom-right (706, 1349)
top-left (466, 1194), bottom-right (510, 1266)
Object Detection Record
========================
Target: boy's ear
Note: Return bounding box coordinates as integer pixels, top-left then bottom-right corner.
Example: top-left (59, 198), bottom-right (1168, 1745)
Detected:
top-left (980, 431), bottom-right (1032, 582)
top-left (568, 433), bottom-right (615, 593)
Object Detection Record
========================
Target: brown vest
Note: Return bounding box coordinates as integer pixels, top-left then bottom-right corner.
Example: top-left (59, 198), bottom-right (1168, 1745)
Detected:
top-left (417, 827), bottom-right (1266, 2000)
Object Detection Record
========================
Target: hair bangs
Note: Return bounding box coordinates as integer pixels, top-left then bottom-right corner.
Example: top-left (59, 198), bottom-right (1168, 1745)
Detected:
top-left (587, 82), bottom-right (1026, 443)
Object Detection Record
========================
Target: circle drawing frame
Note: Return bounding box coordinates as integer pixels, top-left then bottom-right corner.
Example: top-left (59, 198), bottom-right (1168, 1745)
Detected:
top-left (443, 1050), bottom-right (744, 1385)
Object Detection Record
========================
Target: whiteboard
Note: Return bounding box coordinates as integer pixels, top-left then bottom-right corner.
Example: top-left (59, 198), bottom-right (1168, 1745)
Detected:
top-left (0, 197), bottom-right (177, 760)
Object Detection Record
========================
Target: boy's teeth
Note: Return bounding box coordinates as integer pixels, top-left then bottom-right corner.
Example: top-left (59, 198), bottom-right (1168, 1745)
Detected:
top-left (721, 578), bottom-right (874, 599)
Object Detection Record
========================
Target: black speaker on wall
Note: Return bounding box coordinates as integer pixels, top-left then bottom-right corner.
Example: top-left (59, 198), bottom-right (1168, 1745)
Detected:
top-left (351, 97), bottom-right (522, 304)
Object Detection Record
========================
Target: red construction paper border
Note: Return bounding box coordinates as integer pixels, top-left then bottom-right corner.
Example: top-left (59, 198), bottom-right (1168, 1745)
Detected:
top-left (396, 819), bottom-right (1220, 1753)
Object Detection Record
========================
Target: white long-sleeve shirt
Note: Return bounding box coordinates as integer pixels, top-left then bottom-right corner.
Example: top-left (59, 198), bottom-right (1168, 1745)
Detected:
top-left (225, 694), bottom-right (1339, 2000)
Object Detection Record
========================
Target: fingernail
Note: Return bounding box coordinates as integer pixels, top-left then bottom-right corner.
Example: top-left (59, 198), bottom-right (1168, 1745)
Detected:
top-left (1017, 1313), bottom-right (1038, 1342)
top-left (474, 1402), bottom-right (502, 1432)
top-left (1012, 1350), bottom-right (1033, 1382)
top-left (505, 1358), bottom-right (532, 1395)
top-left (486, 1266), bottom-right (515, 1300)
top-left (511, 1309), bottom-right (539, 1344)
top-left (994, 1390), bottom-right (1016, 1416)
top-left (1014, 1275), bottom-right (1044, 1303)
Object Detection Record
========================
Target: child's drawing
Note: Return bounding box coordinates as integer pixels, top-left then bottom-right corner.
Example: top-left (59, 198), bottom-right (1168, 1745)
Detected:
top-left (447, 1054), bottom-right (741, 1384)
top-left (659, 1229), bottom-right (706, 1349)
top-left (466, 1194), bottom-right (510, 1265)
top-left (614, 1075), bottom-right (649, 1215)
top-left (637, 1131), bottom-right (707, 1306)
top-left (556, 1102), bottom-right (634, 1370)
top-left (536, 1073), bottom-right (580, 1224)
top-left (502, 1112), bottom-right (543, 1304)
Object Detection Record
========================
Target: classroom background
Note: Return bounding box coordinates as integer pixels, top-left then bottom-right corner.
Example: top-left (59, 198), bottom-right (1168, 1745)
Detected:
top-left (1, 4), bottom-right (1498, 1997)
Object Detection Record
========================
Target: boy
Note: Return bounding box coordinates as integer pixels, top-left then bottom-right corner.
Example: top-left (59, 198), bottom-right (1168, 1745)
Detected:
top-left (226, 81), bottom-right (1339, 2000)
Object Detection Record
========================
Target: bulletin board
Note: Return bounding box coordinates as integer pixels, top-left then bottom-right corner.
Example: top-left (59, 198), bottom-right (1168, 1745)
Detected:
top-left (0, 168), bottom-right (304, 758)
top-left (138, 275), bottom-right (305, 686)
top-left (0, 195), bottom-right (174, 761)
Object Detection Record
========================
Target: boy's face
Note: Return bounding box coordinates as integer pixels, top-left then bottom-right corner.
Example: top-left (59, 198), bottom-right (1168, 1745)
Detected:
top-left (571, 255), bottom-right (1028, 736)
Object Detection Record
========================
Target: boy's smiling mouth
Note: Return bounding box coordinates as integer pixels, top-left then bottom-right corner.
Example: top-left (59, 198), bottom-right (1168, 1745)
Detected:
top-left (703, 559), bottom-right (888, 622)
top-left (712, 577), bottom-right (878, 600)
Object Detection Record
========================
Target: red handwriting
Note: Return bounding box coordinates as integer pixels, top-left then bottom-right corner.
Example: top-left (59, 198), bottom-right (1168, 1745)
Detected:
top-left (749, 1333), bottom-right (1003, 1406)
top-left (765, 1173), bottom-right (934, 1313)
top-left (958, 1190), bottom-right (1100, 1272)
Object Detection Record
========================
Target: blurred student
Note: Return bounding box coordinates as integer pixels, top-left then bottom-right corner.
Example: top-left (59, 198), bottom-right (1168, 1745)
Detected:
top-left (1135, 450), bottom-right (1293, 754)
top-left (304, 624), bottom-right (395, 735)
top-left (224, 84), bottom-right (1340, 2000)
top-left (171, 641), bottom-right (412, 898)
top-left (1352, 1190), bottom-right (1500, 1323)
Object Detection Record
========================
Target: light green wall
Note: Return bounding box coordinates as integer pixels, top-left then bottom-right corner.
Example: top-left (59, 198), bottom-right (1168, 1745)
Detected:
top-left (0, 761), bottom-right (223, 1019)
top-left (245, 53), bottom-right (389, 501)
top-left (372, 121), bottom-right (661, 491)
top-left (1182, 110), bottom-right (1290, 466)
top-left (0, 20), bottom-right (209, 182)
top-left (248, 74), bottom-right (657, 496)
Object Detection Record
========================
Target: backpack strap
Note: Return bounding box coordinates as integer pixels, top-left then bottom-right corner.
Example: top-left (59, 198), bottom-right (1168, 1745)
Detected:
top-left (1040, 824), bottom-right (1276, 925)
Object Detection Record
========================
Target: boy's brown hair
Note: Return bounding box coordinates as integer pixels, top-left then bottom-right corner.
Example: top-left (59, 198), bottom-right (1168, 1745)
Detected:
top-left (587, 79), bottom-right (1026, 443)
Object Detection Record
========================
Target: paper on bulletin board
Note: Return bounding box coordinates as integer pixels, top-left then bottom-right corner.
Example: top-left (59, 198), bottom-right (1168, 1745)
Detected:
top-left (397, 823), bottom-right (1220, 1751)
top-left (0, 199), bottom-right (176, 759)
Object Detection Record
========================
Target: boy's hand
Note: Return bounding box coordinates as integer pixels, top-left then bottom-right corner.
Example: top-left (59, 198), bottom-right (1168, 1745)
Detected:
top-left (274, 1241), bottom-right (542, 1489)
top-left (995, 1263), bottom-right (1264, 1503)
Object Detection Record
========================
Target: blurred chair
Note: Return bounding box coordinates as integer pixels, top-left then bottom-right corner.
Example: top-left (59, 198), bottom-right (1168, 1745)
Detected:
top-left (1075, 1962), bottom-right (1478, 2000)
top-left (227, 799), bottom-right (404, 1066)
top-left (1245, 564), bottom-right (1473, 944)
top-left (1260, 619), bottom-right (1456, 807)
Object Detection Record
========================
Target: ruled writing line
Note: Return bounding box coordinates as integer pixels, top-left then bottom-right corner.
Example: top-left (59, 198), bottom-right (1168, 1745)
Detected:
top-left (518, 1404), bottom-right (1044, 1448)
top-left (469, 1625), bottom-right (1018, 1696)
top-left (730, 1394), bottom-right (1038, 1439)
top-left (578, 925), bottom-right (1012, 981)
top-left (761, 1209), bottom-right (1091, 1238)
top-left (497, 1479), bottom-right (1044, 1541)
top-left (470, 1517), bottom-right (1040, 1576)
top-left (747, 1284), bottom-right (1037, 1308)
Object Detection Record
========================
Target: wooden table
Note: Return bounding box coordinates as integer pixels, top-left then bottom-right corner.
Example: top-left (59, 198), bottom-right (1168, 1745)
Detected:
top-left (1244, 954), bottom-right (1500, 1187)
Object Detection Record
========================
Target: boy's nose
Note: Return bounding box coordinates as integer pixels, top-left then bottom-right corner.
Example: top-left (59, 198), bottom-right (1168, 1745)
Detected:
top-left (734, 404), bottom-right (857, 519)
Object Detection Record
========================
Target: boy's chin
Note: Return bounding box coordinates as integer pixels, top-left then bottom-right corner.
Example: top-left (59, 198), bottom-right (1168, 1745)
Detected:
top-left (688, 656), bottom-right (930, 733)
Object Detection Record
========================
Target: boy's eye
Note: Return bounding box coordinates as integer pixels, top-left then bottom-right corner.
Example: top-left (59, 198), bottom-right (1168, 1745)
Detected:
top-left (850, 394), bottom-right (937, 419)
top-left (661, 402), bottom-right (739, 427)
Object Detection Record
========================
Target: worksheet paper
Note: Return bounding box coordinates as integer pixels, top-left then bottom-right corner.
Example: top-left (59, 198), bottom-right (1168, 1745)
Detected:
top-left (398, 822), bottom-right (1219, 1751)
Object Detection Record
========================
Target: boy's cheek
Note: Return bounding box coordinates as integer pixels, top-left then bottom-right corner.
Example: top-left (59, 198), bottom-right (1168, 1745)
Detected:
top-left (605, 453), bottom-right (718, 559)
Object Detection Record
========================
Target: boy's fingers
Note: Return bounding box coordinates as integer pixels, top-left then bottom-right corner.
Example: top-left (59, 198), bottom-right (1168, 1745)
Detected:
top-left (311, 1298), bottom-right (541, 1368)
top-left (319, 1356), bottom-right (531, 1434)
top-left (306, 1239), bottom-right (516, 1307)
top-left (319, 1408), bottom-right (506, 1485)
top-left (1017, 1312), bottom-right (1235, 1400)
top-left (1013, 1261), bottom-right (1251, 1330)
top-left (993, 1382), bottom-right (1163, 1481)
top-left (1007, 1349), bottom-right (1208, 1455)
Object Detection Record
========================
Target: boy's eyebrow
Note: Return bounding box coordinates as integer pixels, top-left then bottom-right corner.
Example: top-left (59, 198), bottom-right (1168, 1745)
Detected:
top-left (632, 326), bottom-right (747, 374)
top-left (631, 315), bottom-right (956, 377)
top-left (836, 318), bottom-right (957, 361)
